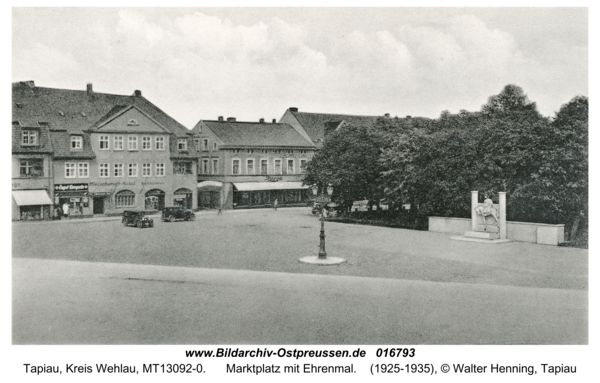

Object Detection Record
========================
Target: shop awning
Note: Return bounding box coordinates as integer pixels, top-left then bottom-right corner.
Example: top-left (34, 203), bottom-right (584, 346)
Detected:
top-left (12, 190), bottom-right (53, 206)
top-left (233, 182), bottom-right (309, 191)
top-left (198, 181), bottom-right (223, 188)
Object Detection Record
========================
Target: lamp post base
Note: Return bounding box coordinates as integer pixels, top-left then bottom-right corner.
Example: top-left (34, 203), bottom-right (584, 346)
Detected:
top-left (298, 256), bottom-right (347, 266)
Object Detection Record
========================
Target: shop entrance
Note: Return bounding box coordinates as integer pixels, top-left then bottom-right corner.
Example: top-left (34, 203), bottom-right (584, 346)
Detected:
top-left (145, 189), bottom-right (165, 211)
top-left (93, 197), bottom-right (105, 214)
top-left (174, 188), bottom-right (193, 210)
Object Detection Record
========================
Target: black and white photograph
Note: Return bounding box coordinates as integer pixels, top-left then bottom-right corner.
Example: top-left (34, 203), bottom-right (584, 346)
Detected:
top-left (6, 3), bottom-right (596, 382)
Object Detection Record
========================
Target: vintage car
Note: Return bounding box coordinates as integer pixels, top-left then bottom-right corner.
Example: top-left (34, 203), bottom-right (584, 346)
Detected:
top-left (122, 210), bottom-right (154, 228)
top-left (162, 206), bottom-right (196, 222)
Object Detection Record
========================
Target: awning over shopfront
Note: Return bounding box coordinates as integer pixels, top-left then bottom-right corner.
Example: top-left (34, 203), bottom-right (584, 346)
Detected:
top-left (198, 181), bottom-right (223, 188)
top-left (12, 190), bottom-right (53, 206)
top-left (233, 182), bottom-right (309, 191)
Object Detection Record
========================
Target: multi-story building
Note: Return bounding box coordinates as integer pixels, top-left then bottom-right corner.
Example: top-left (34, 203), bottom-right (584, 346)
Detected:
top-left (192, 117), bottom-right (316, 209)
top-left (12, 81), bottom-right (198, 220)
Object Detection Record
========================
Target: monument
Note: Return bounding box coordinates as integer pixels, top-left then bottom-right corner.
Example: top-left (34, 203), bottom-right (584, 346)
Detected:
top-left (455, 191), bottom-right (512, 243)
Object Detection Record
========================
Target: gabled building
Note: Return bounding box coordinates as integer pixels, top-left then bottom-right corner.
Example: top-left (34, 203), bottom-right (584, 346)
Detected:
top-left (192, 117), bottom-right (316, 209)
top-left (279, 107), bottom-right (382, 148)
top-left (12, 81), bottom-right (198, 220)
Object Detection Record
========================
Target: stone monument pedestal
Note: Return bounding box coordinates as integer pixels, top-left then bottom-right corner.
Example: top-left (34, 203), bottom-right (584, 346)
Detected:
top-left (452, 191), bottom-right (512, 244)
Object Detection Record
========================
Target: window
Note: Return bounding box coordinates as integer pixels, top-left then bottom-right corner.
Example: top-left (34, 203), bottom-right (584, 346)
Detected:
top-left (99, 135), bottom-right (109, 150)
top-left (232, 159), bottom-right (240, 175)
top-left (202, 159), bottom-right (209, 174)
top-left (19, 159), bottom-right (43, 177)
top-left (21, 130), bottom-right (38, 146)
top-left (78, 163), bottom-right (89, 178)
top-left (287, 159), bottom-right (294, 174)
top-left (115, 190), bottom-right (135, 207)
top-left (247, 159), bottom-right (255, 174)
top-left (128, 163), bottom-right (138, 177)
top-left (300, 159), bottom-right (307, 173)
top-left (128, 136), bottom-right (138, 150)
top-left (114, 163), bottom-right (124, 177)
top-left (202, 138), bottom-right (209, 151)
top-left (213, 142), bottom-right (218, 150)
top-left (155, 136), bottom-right (165, 150)
top-left (260, 159), bottom-right (268, 175)
top-left (178, 139), bottom-right (187, 150)
top-left (142, 136), bottom-right (152, 150)
top-left (174, 161), bottom-right (192, 174)
top-left (65, 163), bottom-right (76, 178)
top-left (212, 159), bottom-right (218, 174)
top-left (71, 136), bottom-right (83, 150)
top-left (99, 163), bottom-right (109, 178)
top-left (274, 159), bottom-right (282, 174)
top-left (142, 163), bottom-right (151, 177)
top-left (114, 136), bottom-right (124, 150)
top-left (194, 138), bottom-right (201, 151)
top-left (156, 163), bottom-right (165, 176)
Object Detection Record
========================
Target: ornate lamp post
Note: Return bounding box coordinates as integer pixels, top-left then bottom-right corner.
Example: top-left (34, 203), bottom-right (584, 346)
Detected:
top-left (312, 184), bottom-right (333, 259)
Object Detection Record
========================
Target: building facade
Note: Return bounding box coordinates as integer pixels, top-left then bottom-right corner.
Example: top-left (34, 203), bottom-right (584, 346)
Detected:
top-left (12, 81), bottom-right (197, 220)
top-left (192, 117), bottom-right (316, 209)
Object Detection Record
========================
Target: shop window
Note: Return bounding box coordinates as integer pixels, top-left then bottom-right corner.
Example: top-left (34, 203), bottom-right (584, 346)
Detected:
top-left (114, 136), bottom-right (124, 150)
top-left (99, 135), bottom-right (109, 150)
top-left (19, 159), bottom-right (43, 178)
top-left (21, 130), bottom-right (38, 146)
top-left (142, 163), bottom-right (152, 177)
top-left (178, 139), bottom-right (187, 151)
top-left (71, 136), bottom-right (83, 150)
top-left (115, 190), bottom-right (135, 207)
top-left (287, 159), bottom-right (294, 174)
top-left (156, 163), bottom-right (165, 176)
top-left (142, 136), bottom-right (152, 150)
top-left (155, 136), bottom-right (165, 150)
top-left (114, 163), bottom-right (123, 177)
top-left (128, 136), bottom-right (138, 151)
top-left (261, 159), bottom-right (268, 175)
top-left (232, 159), bottom-right (240, 175)
top-left (247, 159), bottom-right (255, 174)
top-left (274, 159), bottom-right (282, 174)
top-left (174, 161), bottom-right (192, 175)
top-left (212, 159), bottom-right (219, 174)
top-left (65, 163), bottom-right (76, 178)
top-left (99, 163), bottom-right (109, 178)
top-left (128, 163), bottom-right (138, 177)
top-left (77, 163), bottom-right (89, 178)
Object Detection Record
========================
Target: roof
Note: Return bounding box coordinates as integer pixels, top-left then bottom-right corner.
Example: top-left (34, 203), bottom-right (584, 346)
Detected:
top-left (49, 129), bottom-right (96, 160)
top-left (288, 111), bottom-right (380, 142)
top-left (12, 81), bottom-right (191, 136)
top-left (12, 121), bottom-right (53, 154)
top-left (200, 120), bottom-right (315, 148)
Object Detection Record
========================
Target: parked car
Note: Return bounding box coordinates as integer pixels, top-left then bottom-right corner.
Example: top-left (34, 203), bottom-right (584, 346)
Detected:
top-left (122, 210), bottom-right (154, 228)
top-left (162, 206), bottom-right (196, 222)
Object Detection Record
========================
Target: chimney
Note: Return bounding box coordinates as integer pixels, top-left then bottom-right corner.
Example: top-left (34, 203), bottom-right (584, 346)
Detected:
top-left (134, 90), bottom-right (142, 96)
top-left (22, 80), bottom-right (35, 88)
top-left (259, 118), bottom-right (265, 123)
top-left (87, 83), bottom-right (93, 94)
top-left (289, 107), bottom-right (298, 112)
top-left (218, 116), bottom-right (224, 122)
top-left (384, 113), bottom-right (390, 118)
top-left (272, 119), bottom-right (276, 123)
top-left (227, 117), bottom-right (236, 122)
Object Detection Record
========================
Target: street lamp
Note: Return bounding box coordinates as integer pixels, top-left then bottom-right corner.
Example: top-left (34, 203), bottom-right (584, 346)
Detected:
top-left (312, 184), bottom-right (333, 259)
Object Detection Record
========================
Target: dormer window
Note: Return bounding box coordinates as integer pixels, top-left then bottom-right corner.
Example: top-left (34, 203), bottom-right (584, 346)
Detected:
top-left (70, 135), bottom-right (83, 150)
top-left (21, 130), bottom-right (38, 146)
top-left (127, 119), bottom-right (139, 126)
top-left (178, 139), bottom-right (187, 151)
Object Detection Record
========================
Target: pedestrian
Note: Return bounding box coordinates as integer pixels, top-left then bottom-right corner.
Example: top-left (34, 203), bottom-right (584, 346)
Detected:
top-left (217, 205), bottom-right (223, 216)
top-left (62, 202), bottom-right (70, 219)
top-left (273, 198), bottom-right (278, 211)
top-left (54, 206), bottom-right (62, 220)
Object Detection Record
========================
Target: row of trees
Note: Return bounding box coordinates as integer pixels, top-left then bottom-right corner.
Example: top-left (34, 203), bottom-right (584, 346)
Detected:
top-left (304, 85), bottom-right (588, 244)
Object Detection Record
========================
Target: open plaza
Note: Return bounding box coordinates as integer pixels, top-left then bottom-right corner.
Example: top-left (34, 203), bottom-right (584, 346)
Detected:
top-left (13, 207), bottom-right (587, 345)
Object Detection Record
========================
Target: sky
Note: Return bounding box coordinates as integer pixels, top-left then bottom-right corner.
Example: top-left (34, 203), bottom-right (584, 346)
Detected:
top-left (12, 7), bottom-right (589, 128)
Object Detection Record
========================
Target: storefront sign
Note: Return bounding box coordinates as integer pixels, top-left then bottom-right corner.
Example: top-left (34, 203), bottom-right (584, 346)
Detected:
top-left (265, 176), bottom-right (283, 182)
top-left (55, 184), bottom-right (88, 191)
